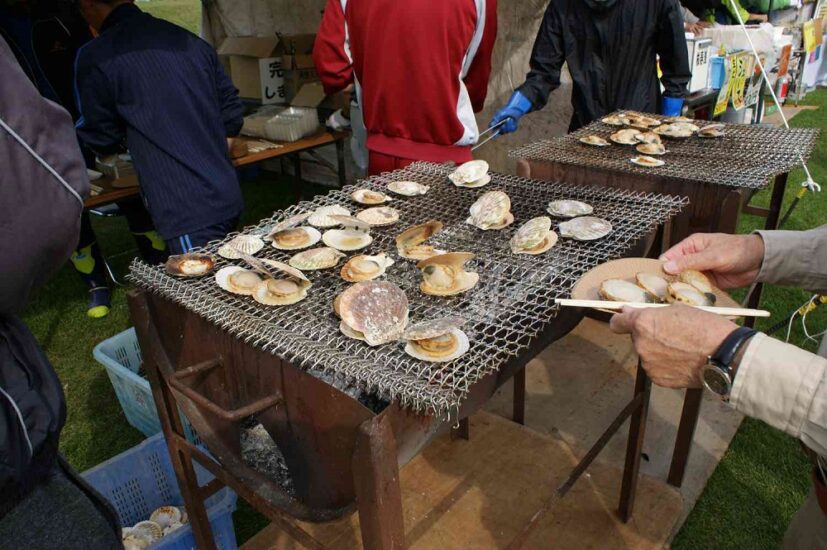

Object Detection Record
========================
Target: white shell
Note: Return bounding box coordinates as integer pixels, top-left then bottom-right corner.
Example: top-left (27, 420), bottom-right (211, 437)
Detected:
top-left (132, 521), bottom-right (163, 542)
top-left (456, 174), bottom-right (491, 188)
top-left (308, 205), bottom-right (351, 228)
top-left (467, 190), bottom-right (513, 230)
top-left (150, 506), bottom-right (182, 529)
top-left (123, 536), bottom-right (151, 550)
top-left (266, 212), bottom-right (312, 238)
top-left (449, 160), bottom-right (489, 186)
top-left (323, 229), bottom-right (373, 251)
top-left (579, 135), bottom-right (610, 147)
top-left (339, 319), bottom-right (366, 341)
top-left (270, 226), bottom-right (322, 250)
top-left (558, 216), bottom-right (613, 241)
top-left (699, 123), bottom-right (725, 138)
top-left (610, 128), bottom-right (642, 145)
top-left (165, 254), bottom-right (215, 277)
top-left (668, 281), bottom-right (713, 306)
top-left (510, 217), bottom-right (558, 255)
top-left (678, 270), bottom-right (715, 294)
top-left (356, 206), bottom-right (400, 226)
top-left (341, 253), bottom-right (395, 282)
top-left (329, 214), bottom-right (371, 232)
top-left (352, 188), bottom-right (392, 205)
top-left (338, 281), bottom-right (409, 346)
top-left (653, 123), bottom-right (694, 138)
top-left (215, 266), bottom-right (262, 295)
top-left (631, 155), bottom-right (665, 167)
top-left (601, 115), bottom-right (629, 126)
top-left (636, 143), bottom-right (666, 156)
top-left (288, 247), bottom-right (346, 270)
top-left (396, 221), bottom-right (444, 260)
top-left (218, 235), bottom-right (264, 259)
top-left (387, 181), bottom-right (429, 196)
top-left (417, 252), bottom-right (480, 296)
top-left (637, 132), bottom-right (662, 144)
top-left (635, 272), bottom-right (670, 302)
top-left (600, 279), bottom-right (652, 303)
top-left (404, 328), bottom-right (470, 363)
top-left (547, 200), bottom-right (593, 218)
top-left (402, 316), bottom-right (466, 341)
top-left (252, 259), bottom-right (312, 306)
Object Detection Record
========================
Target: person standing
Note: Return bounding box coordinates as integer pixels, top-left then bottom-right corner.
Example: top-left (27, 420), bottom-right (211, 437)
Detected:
top-left (314, 0), bottom-right (498, 176)
top-left (490, 0), bottom-right (691, 134)
top-left (74, 0), bottom-right (245, 254)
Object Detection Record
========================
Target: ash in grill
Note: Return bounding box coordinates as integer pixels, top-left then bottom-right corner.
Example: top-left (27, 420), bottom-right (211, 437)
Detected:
top-left (128, 162), bottom-right (685, 417)
top-left (510, 111), bottom-right (819, 190)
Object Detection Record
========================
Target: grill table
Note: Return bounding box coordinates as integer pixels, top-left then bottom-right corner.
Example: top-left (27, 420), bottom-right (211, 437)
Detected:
top-left (128, 162), bottom-right (684, 548)
top-left (511, 114), bottom-right (820, 487)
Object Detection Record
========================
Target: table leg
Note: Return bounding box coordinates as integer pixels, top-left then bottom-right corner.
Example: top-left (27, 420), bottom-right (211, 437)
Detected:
top-left (513, 367), bottom-right (526, 425)
top-left (336, 138), bottom-right (347, 187)
top-left (666, 388), bottom-right (703, 487)
top-left (353, 415), bottom-right (405, 550)
top-left (451, 417), bottom-right (470, 441)
top-left (618, 360), bottom-right (651, 522)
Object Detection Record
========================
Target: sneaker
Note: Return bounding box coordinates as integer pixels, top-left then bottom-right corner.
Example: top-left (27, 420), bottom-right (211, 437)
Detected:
top-left (87, 286), bottom-right (111, 319)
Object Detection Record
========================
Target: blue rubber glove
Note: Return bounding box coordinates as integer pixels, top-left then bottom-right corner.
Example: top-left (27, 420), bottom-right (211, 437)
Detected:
top-left (489, 91), bottom-right (533, 135)
top-left (661, 96), bottom-right (684, 117)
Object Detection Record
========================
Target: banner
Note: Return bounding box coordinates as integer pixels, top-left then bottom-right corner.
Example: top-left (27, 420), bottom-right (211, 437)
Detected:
top-left (714, 55), bottom-right (732, 117)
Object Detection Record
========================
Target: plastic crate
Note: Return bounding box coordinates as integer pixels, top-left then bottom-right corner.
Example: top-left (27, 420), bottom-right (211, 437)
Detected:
top-left (83, 433), bottom-right (237, 550)
top-left (93, 328), bottom-right (200, 444)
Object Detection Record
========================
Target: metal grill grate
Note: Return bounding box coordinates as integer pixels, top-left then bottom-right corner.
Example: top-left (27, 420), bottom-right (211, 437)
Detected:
top-left (510, 112), bottom-right (819, 190)
top-left (128, 162), bottom-right (686, 418)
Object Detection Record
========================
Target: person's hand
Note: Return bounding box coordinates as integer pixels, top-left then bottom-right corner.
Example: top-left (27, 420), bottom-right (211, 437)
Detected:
top-left (610, 304), bottom-right (739, 388)
top-left (489, 91), bottom-right (533, 135)
top-left (685, 23), bottom-right (704, 34)
top-left (660, 233), bottom-right (765, 289)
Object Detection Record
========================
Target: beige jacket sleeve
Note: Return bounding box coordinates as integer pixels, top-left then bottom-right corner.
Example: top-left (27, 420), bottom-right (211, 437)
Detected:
top-left (730, 224), bottom-right (827, 456)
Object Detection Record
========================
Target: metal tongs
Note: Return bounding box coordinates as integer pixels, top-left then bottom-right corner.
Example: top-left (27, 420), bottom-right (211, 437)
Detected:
top-left (472, 119), bottom-right (508, 152)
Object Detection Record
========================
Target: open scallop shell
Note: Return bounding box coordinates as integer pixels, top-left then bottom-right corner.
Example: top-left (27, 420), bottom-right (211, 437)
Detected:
top-left (636, 143), bottom-right (666, 156)
top-left (610, 128), bottom-right (642, 145)
top-left (599, 279), bottom-right (653, 303)
top-left (132, 521), bottom-right (163, 542)
top-left (289, 247), bottom-right (346, 270)
top-left (601, 114), bottom-right (630, 126)
top-left (402, 316), bottom-right (465, 341)
top-left (510, 217), bottom-right (558, 255)
top-left (150, 506), bottom-right (182, 529)
top-left (338, 281), bottom-right (409, 346)
top-left (356, 206), bottom-right (400, 227)
top-left (218, 235), bottom-right (264, 260)
top-left (165, 253), bottom-right (215, 277)
top-left (449, 160), bottom-right (489, 187)
top-left (404, 328), bottom-right (470, 363)
top-left (467, 190), bottom-right (513, 230)
top-left (323, 229), bottom-right (373, 251)
top-left (308, 205), bottom-right (351, 228)
top-left (265, 212), bottom-right (311, 239)
top-left (387, 181), bottom-right (429, 196)
top-left (547, 199), bottom-right (593, 218)
top-left (340, 319), bottom-right (366, 341)
top-left (341, 253), bottom-right (395, 282)
top-left (631, 155), bottom-right (665, 167)
top-left (270, 226), bottom-right (322, 250)
top-left (558, 216), bottom-right (613, 241)
top-left (579, 135), bottom-right (610, 147)
top-left (396, 221), bottom-right (445, 260)
top-left (665, 116), bottom-right (694, 123)
top-left (653, 123), bottom-right (695, 139)
top-left (215, 266), bottom-right (263, 295)
top-left (668, 281), bottom-right (713, 306)
top-left (635, 272), bottom-right (670, 302)
top-left (252, 260), bottom-right (312, 306)
top-left (698, 123), bottom-right (725, 138)
top-left (636, 132), bottom-right (662, 144)
top-left (417, 252), bottom-right (479, 296)
top-left (352, 188), bottom-right (392, 205)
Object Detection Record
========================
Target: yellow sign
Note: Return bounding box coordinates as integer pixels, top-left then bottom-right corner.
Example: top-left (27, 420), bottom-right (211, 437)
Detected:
top-left (714, 56), bottom-right (732, 116)
top-left (730, 53), bottom-right (753, 111)
top-left (804, 20), bottom-right (817, 53)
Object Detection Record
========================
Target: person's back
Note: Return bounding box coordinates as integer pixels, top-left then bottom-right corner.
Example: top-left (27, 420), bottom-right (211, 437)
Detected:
top-left (75, 3), bottom-right (243, 244)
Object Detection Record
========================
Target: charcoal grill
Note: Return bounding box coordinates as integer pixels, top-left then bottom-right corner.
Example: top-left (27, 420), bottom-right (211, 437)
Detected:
top-left (512, 113), bottom-right (820, 487)
top-left (128, 162), bottom-right (685, 548)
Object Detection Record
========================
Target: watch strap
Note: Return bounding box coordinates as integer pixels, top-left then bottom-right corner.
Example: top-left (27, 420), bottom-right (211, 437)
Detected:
top-left (712, 326), bottom-right (757, 371)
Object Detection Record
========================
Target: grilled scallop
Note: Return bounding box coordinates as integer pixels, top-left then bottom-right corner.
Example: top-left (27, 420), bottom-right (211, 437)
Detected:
top-left (417, 252), bottom-right (479, 296)
top-left (599, 279), bottom-right (653, 303)
top-left (635, 272), bottom-right (670, 302)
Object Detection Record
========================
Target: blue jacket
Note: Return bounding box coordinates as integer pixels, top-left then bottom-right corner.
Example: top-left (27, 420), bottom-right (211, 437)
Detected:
top-left (75, 4), bottom-right (244, 239)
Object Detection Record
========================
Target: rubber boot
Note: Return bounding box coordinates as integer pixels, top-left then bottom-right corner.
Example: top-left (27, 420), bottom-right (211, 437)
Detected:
top-left (70, 242), bottom-right (111, 319)
top-left (132, 230), bottom-right (168, 265)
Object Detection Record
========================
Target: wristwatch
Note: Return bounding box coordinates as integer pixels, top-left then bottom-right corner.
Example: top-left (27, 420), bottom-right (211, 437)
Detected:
top-left (702, 326), bottom-right (757, 401)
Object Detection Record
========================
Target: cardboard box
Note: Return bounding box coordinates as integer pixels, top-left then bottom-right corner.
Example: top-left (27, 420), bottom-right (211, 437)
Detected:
top-left (218, 34), bottom-right (319, 105)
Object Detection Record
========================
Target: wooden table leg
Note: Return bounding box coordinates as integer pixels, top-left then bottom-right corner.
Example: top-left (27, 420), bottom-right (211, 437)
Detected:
top-left (451, 417), bottom-right (470, 441)
top-left (353, 415), bottom-right (405, 550)
top-left (513, 367), bottom-right (526, 425)
top-left (618, 360), bottom-right (651, 522)
top-left (667, 388), bottom-right (703, 487)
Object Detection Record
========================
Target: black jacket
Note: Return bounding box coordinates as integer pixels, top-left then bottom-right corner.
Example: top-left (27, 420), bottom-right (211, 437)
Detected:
top-left (517, 0), bottom-right (691, 130)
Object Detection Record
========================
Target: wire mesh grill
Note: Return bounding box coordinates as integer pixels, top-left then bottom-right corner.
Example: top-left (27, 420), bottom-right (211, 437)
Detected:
top-left (128, 161), bottom-right (686, 418)
top-left (510, 112), bottom-right (819, 190)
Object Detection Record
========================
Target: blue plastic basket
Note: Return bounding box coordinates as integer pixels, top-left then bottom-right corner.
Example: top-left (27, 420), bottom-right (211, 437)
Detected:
top-left (83, 433), bottom-right (237, 550)
top-left (93, 328), bottom-right (200, 444)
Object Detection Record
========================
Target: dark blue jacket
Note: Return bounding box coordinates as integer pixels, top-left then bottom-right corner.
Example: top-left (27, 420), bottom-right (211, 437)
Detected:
top-left (74, 4), bottom-right (244, 239)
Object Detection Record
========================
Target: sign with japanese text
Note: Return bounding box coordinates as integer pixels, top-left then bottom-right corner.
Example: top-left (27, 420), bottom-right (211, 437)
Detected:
top-left (259, 58), bottom-right (287, 105)
top-left (714, 56), bottom-right (732, 117)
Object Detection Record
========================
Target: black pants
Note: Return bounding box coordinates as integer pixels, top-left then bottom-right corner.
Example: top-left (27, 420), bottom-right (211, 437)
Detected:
top-left (166, 217), bottom-right (239, 254)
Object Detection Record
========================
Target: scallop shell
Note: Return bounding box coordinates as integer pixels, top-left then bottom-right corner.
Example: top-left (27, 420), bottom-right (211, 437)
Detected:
top-left (165, 253), bottom-right (215, 277)
top-left (356, 206), bottom-right (400, 227)
top-left (132, 521), bottom-right (163, 542)
top-left (510, 216), bottom-right (558, 255)
top-left (631, 155), bottom-right (665, 167)
top-left (547, 200), bottom-right (593, 218)
top-left (163, 523), bottom-right (184, 536)
top-left (610, 128), bottom-right (642, 145)
top-left (558, 216), bottom-right (613, 241)
top-left (270, 226), bottom-right (322, 250)
top-left (637, 132), bottom-right (662, 144)
top-left (667, 282), bottom-right (713, 306)
top-left (629, 115), bottom-right (661, 128)
top-left (308, 205), bottom-right (351, 228)
top-left (387, 181), bottom-right (429, 196)
top-left (404, 328), bottom-right (470, 363)
top-left (218, 235), bottom-right (264, 259)
top-left (402, 316), bottom-right (466, 341)
top-left (215, 266), bottom-right (262, 295)
top-left (467, 190), bottom-right (513, 230)
top-left (601, 114), bottom-right (629, 126)
top-left (323, 229), bottom-right (373, 251)
top-left (338, 281), bottom-right (409, 346)
top-left (352, 188), bottom-right (392, 205)
top-left (417, 252), bottom-right (479, 296)
top-left (123, 535), bottom-right (151, 550)
top-left (665, 116), bottom-right (694, 123)
top-left (698, 123), bottom-right (725, 138)
top-left (252, 260), bottom-right (312, 306)
top-left (449, 160), bottom-right (489, 186)
top-left (339, 319), bottom-right (366, 341)
top-left (678, 269), bottom-right (717, 304)
top-left (599, 279), bottom-right (653, 303)
top-left (266, 212), bottom-right (312, 238)
top-left (636, 143), bottom-right (666, 156)
top-left (653, 123), bottom-right (694, 138)
top-left (341, 253), bottom-right (395, 282)
top-left (396, 221), bottom-right (445, 260)
top-left (635, 272), bottom-right (670, 302)
top-left (150, 506), bottom-right (182, 529)
top-left (289, 247), bottom-right (346, 270)
top-left (579, 135), bottom-right (610, 147)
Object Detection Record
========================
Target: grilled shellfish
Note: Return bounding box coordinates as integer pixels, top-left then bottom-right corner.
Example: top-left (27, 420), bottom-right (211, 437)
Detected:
top-left (636, 142), bottom-right (666, 156)
top-left (270, 226), bottom-right (322, 250)
top-left (600, 279), bottom-right (653, 303)
top-left (265, 212), bottom-right (311, 238)
top-left (252, 260), bottom-right (311, 306)
top-left (698, 123), bottom-right (725, 138)
top-left (636, 131), bottom-right (662, 144)
top-left (341, 253), bottom-right (395, 282)
top-left (579, 135), bottom-right (610, 147)
top-left (610, 128), bottom-right (642, 145)
top-left (467, 190), bottom-right (514, 230)
top-left (289, 247), bottom-right (346, 270)
top-left (558, 216), bottom-right (613, 240)
top-left (387, 180), bottom-right (430, 196)
top-left (678, 269), bottom-right (717, 304)
top-left (322, 215), bottom-right (373, 251)
top-left (631, 155), bottom-right (665, 167)
top-left (338, 281), bottom-right (409, 346)
top-left (352, 188), bottom-right (391, 205)
top-left (215, 266), bottom-right (262, 295)
top-left (654, 122), bottom-right (697, 138)
top-left (356, 206), bottom-right (400, 226)
top-left (601, 114), bottom-right (630, 126)
top-left (635, 272), bottom-right (670, 302)
top-left (547, 199), bottom-right (593, 218)
top-left (667, 281), bottom-right (713, 306)
top-left (417, 252), bottom-right (479, 296)
top-left (165, 253), bottom-right (215, 277)
top-left (449, 160), bottom-right (490, 188)
top-left (218, 235), bottom-right (264, 259)
top-left (510, 216), bottom-right (558, 255)
top-left (402, 317), bottom-right (470, 362)
top-left (308, 205), bottom-right (351, 228)
top-left (396, 221), bottom-right (445, 260)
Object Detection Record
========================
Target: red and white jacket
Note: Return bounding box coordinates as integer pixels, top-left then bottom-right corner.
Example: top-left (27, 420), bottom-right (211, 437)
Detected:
top-left (314, 0), bottom-right (497, 164)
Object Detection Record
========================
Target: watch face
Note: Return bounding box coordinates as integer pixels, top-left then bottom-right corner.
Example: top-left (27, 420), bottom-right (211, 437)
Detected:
top-left (703, 366), bottom-right (731, 396)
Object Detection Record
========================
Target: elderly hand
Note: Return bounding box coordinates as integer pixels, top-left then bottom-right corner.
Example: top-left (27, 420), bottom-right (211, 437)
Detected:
top-left (660, 233), bottom-right (765, 289)
top-left (610, 304), bottom-right (739, 388)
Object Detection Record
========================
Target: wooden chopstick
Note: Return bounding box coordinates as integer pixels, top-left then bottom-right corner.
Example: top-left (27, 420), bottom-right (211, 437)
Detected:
top-left (555, 298), bottom-right (770, 318)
